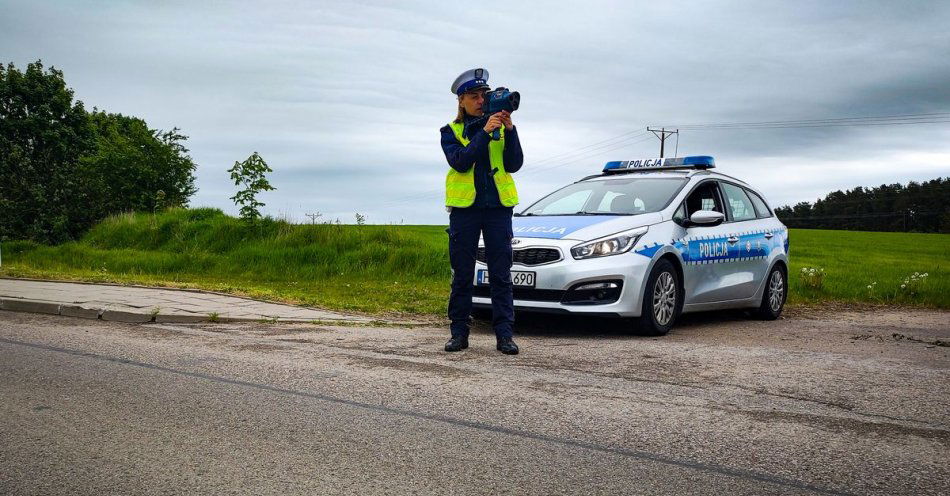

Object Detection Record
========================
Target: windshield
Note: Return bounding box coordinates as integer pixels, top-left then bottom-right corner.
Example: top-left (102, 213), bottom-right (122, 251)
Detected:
top-left (520, 177), bottom-right (687, 216)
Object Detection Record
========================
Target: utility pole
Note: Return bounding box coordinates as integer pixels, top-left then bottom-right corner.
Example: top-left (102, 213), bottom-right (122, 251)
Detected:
top-left (304, 212), bottom-right (322, 224)
top-left (647, 127), bottom-right (679, 158)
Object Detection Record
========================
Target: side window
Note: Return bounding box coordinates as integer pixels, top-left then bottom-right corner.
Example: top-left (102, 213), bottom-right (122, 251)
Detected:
top-left (720, 182), bottom-right (757, 222)
top-left (672, 203), bottom-right (687, 225)
top-left (685, 181), bottom-right (724, 216)
top-left (746, 189), bottom-right (773, 218)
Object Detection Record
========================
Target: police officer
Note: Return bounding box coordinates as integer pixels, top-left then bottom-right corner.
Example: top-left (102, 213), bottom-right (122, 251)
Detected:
top-left (440, 68), bottom-right (522, 355)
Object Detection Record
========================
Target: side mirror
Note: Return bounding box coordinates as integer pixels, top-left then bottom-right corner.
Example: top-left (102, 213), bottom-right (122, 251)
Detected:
top-left (688, 210), bottom-right (724, 227)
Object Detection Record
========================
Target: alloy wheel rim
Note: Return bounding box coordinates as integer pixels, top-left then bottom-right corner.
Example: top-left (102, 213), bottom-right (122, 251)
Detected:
top-left (769, 271), bottom-right (784, 312)
top-left (653, 272), bottom-right (676, 325)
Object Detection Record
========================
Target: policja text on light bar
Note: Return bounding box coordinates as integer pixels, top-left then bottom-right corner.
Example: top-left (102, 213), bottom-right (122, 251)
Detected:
top-left (602, 155), bottom-right (715, 173)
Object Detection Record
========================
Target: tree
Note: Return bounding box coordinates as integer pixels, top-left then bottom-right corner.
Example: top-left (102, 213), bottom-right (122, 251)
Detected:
top-left (0, 60), bottom-right (199, 243)
top-left (0, 60), bottom-right (94, 242)
top-left (774, 177), bottom-right (949, 232)
top-left (228, 152), bottom-right (275, 222)
top-left (79, 111), bottom-right (197, 217)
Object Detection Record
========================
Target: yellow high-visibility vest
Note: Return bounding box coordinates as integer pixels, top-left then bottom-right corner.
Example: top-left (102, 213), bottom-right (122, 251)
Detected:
top-left (445, 121), bottom-right (519, 208)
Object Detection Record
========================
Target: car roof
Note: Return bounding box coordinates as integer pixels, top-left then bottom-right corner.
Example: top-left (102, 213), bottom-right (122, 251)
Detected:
top-left (579, 169), bottom-right (748, 185)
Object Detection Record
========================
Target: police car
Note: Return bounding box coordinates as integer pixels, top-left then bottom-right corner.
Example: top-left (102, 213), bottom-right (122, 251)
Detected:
top-left (472, 156), bottom-right (789, 335)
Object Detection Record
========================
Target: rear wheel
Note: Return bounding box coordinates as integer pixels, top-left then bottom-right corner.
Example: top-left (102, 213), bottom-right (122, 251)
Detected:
top-left (636, 259), bottom-right (682, 336)
top-left (754, 265), bottom-right (786, 320)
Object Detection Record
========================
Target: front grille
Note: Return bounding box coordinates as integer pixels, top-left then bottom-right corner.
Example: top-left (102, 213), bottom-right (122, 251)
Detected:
top-left (476, 247), bottom-right (561, 266)
top-left (473, 285), bottom-right (564, 302)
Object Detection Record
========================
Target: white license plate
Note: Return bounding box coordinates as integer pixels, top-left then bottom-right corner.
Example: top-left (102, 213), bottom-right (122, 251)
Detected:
top-left (477, 270), bottom-right (536, 287)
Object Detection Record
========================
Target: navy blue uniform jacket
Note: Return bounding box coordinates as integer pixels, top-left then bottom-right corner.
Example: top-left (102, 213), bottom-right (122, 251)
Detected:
top-left (440, 116), bottom-right (524, 208)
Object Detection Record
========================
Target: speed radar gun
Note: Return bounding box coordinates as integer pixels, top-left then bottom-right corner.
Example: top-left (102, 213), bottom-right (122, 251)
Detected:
top-left (465, 87), bottom-right (520, 141)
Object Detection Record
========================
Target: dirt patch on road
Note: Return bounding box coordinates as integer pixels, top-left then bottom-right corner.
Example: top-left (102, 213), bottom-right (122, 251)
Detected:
top-left (232, 343), bottom-right (284, 353)
top-left (262, 326), bottom-right (334, 336)
top-left (348, 356), bottom-right (469, 378)
top-left (738, 408), bottom-right (950, 445)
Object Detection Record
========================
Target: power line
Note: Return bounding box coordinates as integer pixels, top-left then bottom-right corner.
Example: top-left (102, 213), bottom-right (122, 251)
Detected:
top-left (526, 130), bottom-right (650, 165)
top-left (670, 112), bottom-right (950, 127)
top-left (658, 112), bottom-right (950, 131)
top-left (518, 134), bottom-right (656, 178)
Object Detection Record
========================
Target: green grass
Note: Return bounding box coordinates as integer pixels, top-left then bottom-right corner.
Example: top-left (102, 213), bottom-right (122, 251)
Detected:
top-left (1, 208), bottom-right (947, 314)
top-left (785, 229), bottom-right (948, 308)
top-left (1, 208), bottom-right (451, 315)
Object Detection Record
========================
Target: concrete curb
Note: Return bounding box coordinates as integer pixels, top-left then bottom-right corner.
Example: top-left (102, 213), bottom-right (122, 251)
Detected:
top-left (0, 279), bottom-right (424, 326)
top-left (0, 298), bottom-right (62, 316)
top-left (61, 305), bottom-right (101, 320)
top-left (0, 276), bottom-right (377, 321)
top-left (101, 310), bottom-right (154, 323)
top-left (0, 298), bottom-right (367, 324)
top-left (0, 297), bottom-right (168, 323)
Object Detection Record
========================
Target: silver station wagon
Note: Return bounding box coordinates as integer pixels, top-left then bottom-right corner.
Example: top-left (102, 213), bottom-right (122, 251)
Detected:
top-left (473, 156), bottom-right (790, 335)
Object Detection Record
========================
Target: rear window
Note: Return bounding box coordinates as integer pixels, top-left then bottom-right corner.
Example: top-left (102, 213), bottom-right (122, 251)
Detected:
top-left (745, 189), bottom-right (773, 218)
top-left (720, 182), bottom-right (757, 222)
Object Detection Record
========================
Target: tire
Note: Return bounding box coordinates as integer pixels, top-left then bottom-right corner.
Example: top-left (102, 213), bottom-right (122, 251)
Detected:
top-left (754, 264), bottom-right (787, 320)
top-left (636, 259), bottom-right (682, 336)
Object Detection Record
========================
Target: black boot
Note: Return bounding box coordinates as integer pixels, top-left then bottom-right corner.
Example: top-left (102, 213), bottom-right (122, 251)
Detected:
top-left (444, 336), bottom-right (469, 352)
top-left (496, 336), bottom-right (519, 355)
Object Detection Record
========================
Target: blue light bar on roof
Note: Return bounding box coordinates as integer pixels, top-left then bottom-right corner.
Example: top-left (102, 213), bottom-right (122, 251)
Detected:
top-left (603, 155), bottom-right (715, 173)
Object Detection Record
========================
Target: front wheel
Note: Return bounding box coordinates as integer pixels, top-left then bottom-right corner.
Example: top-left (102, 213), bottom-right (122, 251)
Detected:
top-left (754, 265), bottom-right (786, 320)
top-left (636, 259), bottom-right (682, 336)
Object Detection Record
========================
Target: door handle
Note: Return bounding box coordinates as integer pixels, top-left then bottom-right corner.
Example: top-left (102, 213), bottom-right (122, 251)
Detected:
top-left (727, 236), bottom-right (739, 244)
top-left (764, 232), bottom-right (774, 239)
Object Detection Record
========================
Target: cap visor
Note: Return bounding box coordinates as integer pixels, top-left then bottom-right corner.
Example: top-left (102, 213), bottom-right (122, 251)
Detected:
top-left (462, 84), bottom-right (490, 94)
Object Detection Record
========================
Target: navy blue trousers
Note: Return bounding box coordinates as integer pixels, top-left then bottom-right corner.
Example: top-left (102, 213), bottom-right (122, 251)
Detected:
top-left (446, 206), bottom-right (514, 339)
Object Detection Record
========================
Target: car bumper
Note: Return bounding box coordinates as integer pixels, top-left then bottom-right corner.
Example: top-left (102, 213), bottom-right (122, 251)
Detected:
top-left (472, 240), bottom-right (651, 318)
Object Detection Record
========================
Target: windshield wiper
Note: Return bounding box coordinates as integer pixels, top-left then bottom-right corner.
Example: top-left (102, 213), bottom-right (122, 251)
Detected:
top-left (572, 211), bottom-right (620, 216)
top-left (514, 212), bottom-right (536, 217)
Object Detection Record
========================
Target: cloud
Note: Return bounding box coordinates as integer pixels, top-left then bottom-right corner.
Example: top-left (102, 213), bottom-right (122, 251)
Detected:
top-left (2, 0), bottom-right (948, 224)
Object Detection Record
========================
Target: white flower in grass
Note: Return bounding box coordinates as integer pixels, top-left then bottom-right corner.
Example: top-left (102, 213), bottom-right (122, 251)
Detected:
top-left (901, 284), bottom-right (906, 289)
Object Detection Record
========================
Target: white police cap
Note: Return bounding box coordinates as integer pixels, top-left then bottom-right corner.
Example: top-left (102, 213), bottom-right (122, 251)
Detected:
top-left (451, 68), bottom-right (490, 95)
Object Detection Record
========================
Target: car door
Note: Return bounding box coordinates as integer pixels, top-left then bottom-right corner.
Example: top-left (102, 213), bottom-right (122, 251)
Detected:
top-left (718, 181), bottom-right (770, 300)
top-left (675, 180), bottom-right (738, 304)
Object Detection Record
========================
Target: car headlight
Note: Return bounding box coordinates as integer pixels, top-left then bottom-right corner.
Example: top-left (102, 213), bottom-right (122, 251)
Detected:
top-left (570, 227), bottom-right (648, 260)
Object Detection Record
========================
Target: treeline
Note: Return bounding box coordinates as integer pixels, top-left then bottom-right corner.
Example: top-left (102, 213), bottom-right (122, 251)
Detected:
top-left (1, 60), bottom-right (197, 243)
top-left (774, 177), bottom-right (950, 233)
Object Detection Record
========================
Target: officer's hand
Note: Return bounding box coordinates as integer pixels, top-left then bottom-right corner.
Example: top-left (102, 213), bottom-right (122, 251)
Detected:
top-left (499, 110), bottom-right (514, 131)
top-left (483, 113), bottom-right (504, 134)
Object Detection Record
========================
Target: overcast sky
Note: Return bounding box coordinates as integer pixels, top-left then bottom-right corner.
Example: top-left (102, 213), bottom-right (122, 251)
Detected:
top-left (3, 0), bottom-right (949, 224)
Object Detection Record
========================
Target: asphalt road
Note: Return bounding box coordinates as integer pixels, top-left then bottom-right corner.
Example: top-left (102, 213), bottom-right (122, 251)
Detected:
top-left (1, 308), bottom-right (947, 495)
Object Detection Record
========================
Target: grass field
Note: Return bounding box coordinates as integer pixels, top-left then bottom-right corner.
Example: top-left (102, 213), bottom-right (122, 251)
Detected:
top-left (2, 208), bottom-right (947, 315)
